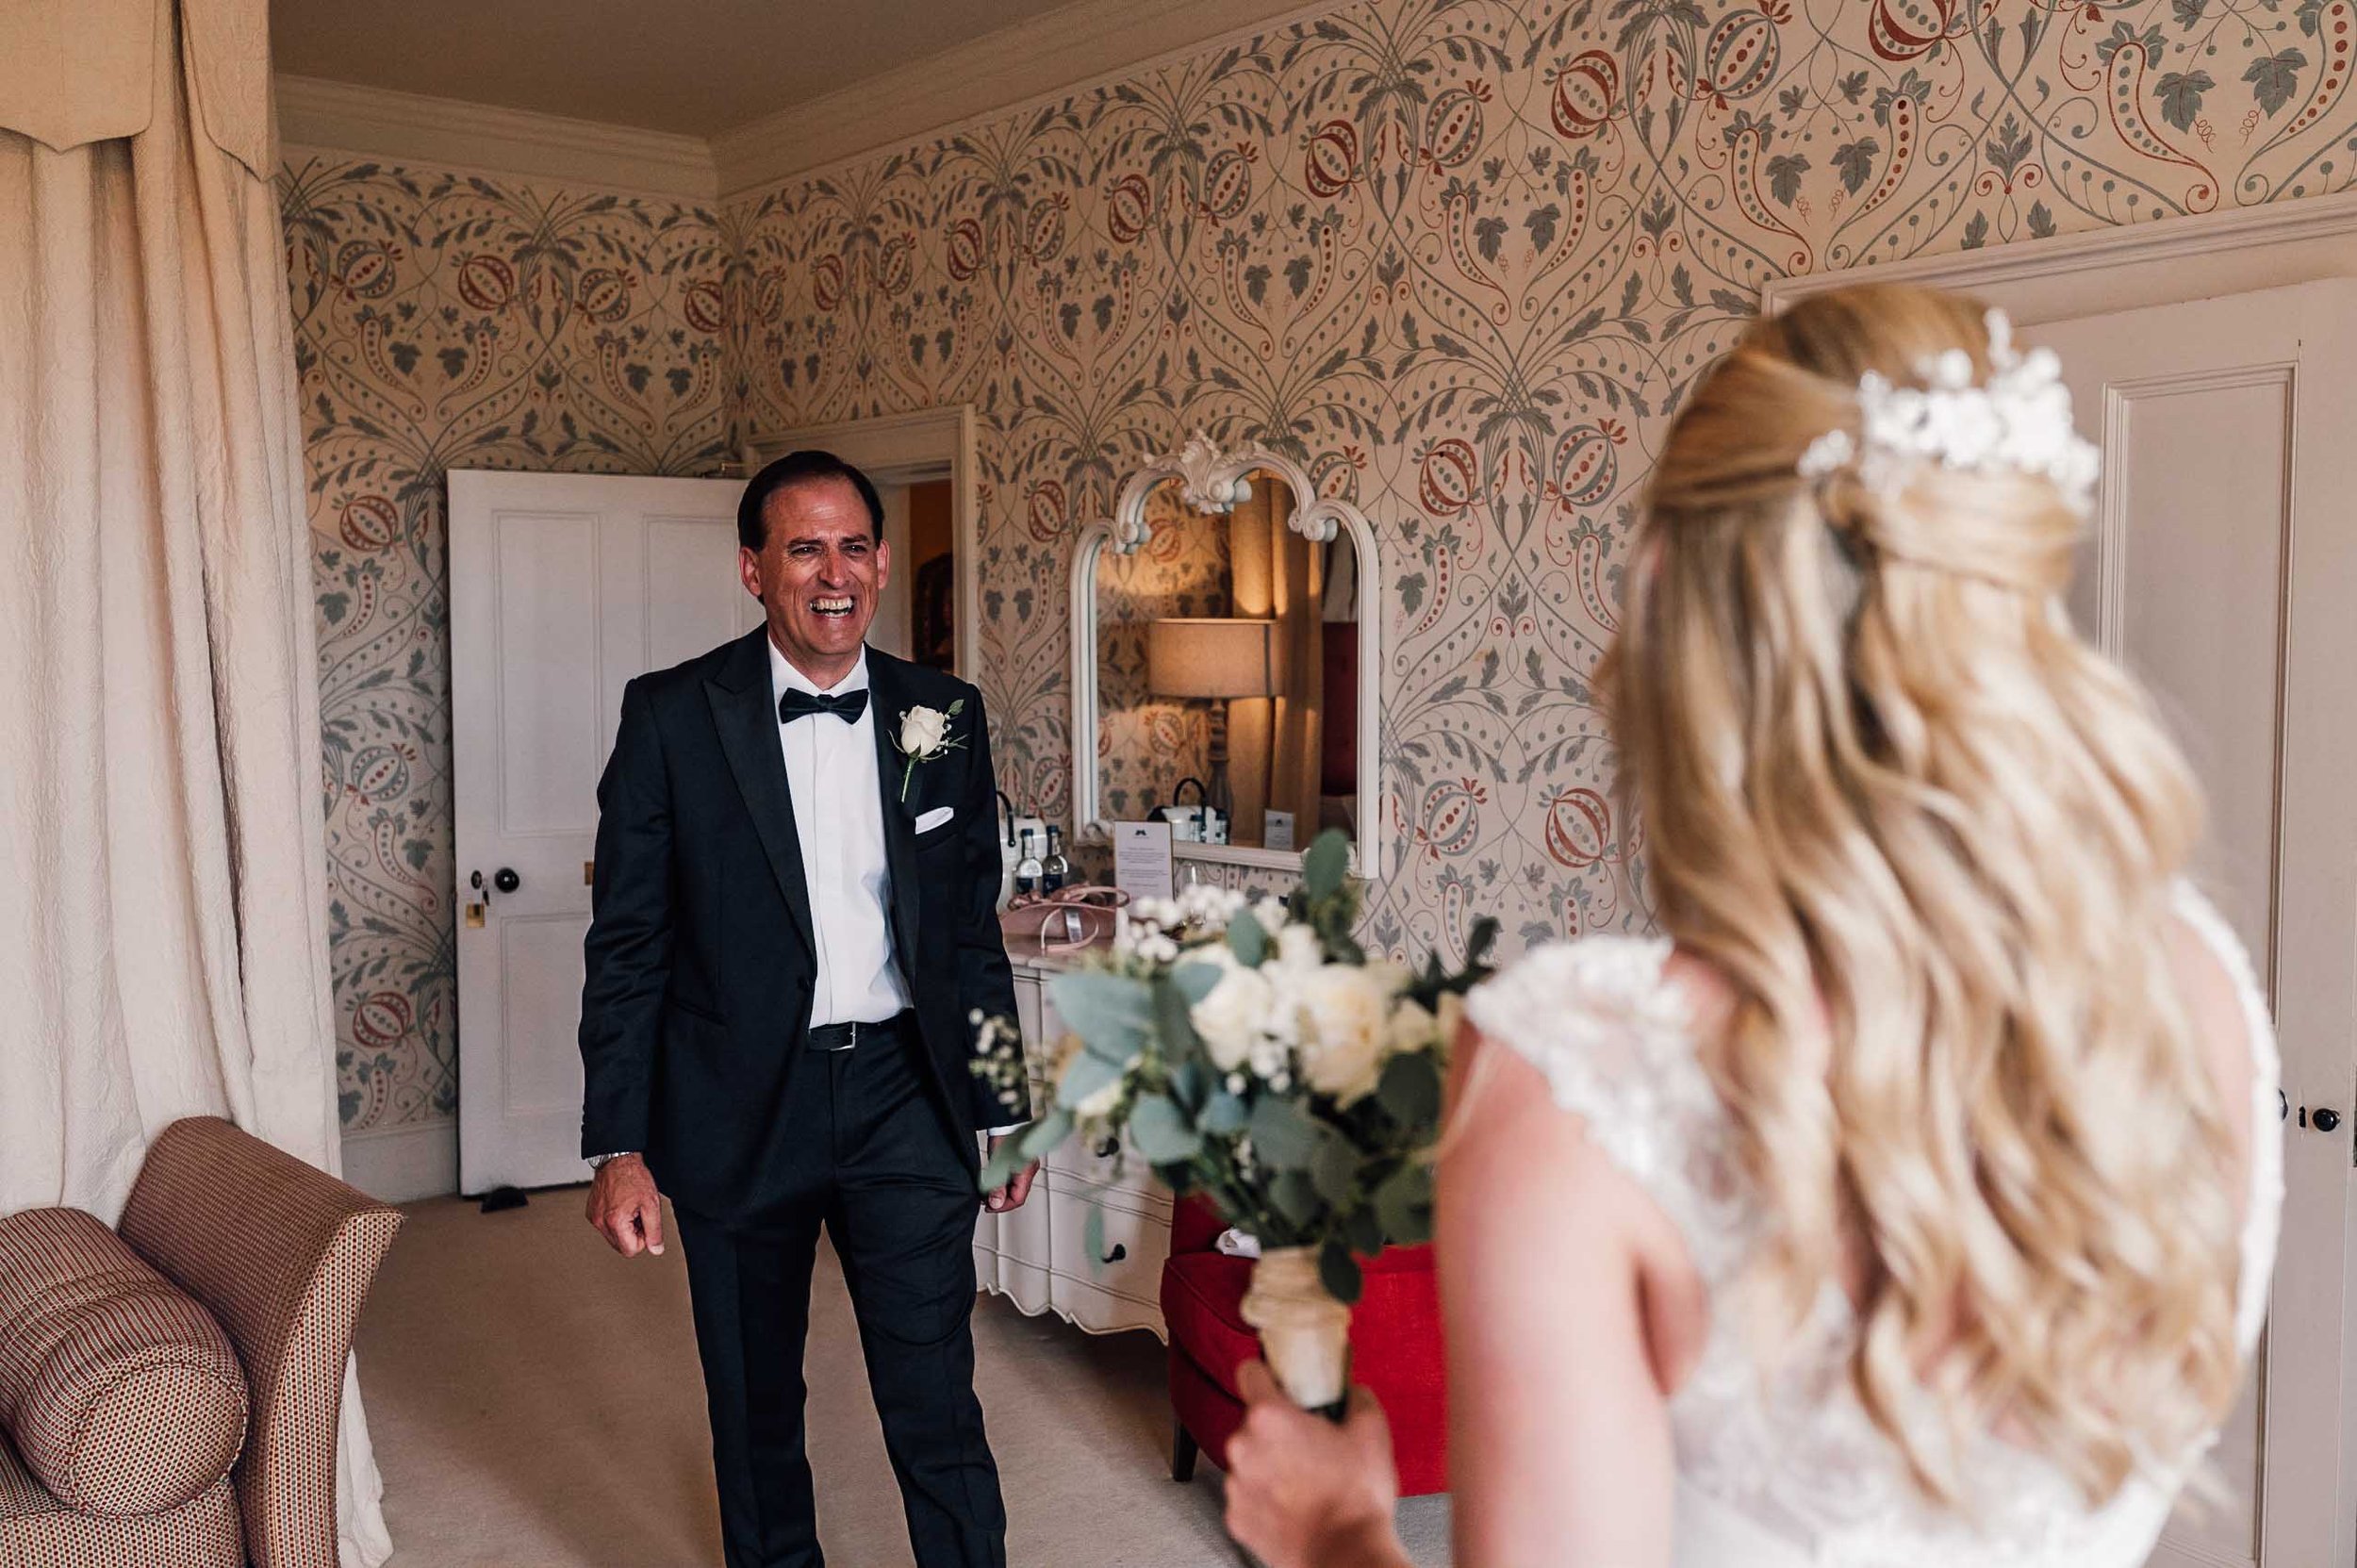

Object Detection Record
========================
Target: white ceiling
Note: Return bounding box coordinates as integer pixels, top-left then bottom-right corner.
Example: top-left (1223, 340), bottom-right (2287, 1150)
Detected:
top-left (269, 0), bottom-right (1090, 138)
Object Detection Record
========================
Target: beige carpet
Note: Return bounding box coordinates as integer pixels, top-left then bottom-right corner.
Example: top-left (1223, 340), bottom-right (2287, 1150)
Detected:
top-left (357, 1192), bottom-right (1451, 1566)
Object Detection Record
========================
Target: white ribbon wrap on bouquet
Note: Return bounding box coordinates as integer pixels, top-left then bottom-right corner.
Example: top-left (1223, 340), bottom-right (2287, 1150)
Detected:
top-left (1239, 1246), bottom-right (1353, 1411)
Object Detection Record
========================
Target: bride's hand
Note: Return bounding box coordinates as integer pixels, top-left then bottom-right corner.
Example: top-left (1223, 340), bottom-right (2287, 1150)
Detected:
top-left (1224, 1361), bottom-right (1407, 1568)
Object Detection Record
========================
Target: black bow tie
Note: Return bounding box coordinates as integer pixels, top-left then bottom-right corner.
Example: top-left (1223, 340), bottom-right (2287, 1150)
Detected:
top-left (778, 687), bottom-right (869, 725)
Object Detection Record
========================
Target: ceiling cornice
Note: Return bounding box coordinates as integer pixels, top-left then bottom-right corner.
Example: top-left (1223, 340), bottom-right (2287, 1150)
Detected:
top-left (273, 0), bottom-right (1337, 205)
top-left (274, 74), bottom-right (721, 202)
top-left (711, 0), bottom-right (1337, 197)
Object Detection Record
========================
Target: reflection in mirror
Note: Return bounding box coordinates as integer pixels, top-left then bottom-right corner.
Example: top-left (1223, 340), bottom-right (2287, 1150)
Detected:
top-left (1095, 470), bottom-right (1360, 851)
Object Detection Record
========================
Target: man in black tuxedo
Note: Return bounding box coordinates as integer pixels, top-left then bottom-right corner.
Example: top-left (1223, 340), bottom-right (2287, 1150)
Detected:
top-left (576, 450), bottom-right (1037, 1568)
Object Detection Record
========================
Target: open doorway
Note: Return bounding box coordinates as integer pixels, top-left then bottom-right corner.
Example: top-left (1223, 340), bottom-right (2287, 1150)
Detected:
top-left (749, 406), bottom-right (979, 680)
top-left (868, 471), bottom-right (957, 670)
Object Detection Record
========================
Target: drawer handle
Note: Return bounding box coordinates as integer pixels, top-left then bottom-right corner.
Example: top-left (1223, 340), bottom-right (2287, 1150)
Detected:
top-left (1101, 1242), bottom-right (1128, 1264)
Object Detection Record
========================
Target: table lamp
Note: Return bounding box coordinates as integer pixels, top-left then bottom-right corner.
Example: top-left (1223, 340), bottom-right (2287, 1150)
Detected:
top-left (1148, 618), bottom-right (1275, 842)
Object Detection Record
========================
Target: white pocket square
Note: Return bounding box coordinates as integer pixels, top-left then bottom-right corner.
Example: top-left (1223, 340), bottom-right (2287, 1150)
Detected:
top-left (915, 805), bottom-right (956, 834)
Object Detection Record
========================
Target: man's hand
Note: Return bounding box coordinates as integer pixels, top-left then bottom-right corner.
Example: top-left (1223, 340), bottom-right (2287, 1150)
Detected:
top-left (983, 1136), bottom-right (1038, 1213)
top-left (585, 1154), bottom-right (668, 1257)
top-left (1225, 1361), bottom-right (1408, 1568)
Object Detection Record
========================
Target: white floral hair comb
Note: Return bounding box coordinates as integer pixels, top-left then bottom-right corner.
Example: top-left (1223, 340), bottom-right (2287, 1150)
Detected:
top-left (1796, 309), bottom-right (2101, 516)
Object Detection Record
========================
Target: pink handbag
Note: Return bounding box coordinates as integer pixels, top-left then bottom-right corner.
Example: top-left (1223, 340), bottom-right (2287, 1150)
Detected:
top-left (999, 884), bottom-right (1129, 952)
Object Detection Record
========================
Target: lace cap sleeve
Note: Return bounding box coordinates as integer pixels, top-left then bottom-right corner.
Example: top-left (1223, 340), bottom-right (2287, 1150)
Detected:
top-left (1461, 936), bottom-right (1755, 1283)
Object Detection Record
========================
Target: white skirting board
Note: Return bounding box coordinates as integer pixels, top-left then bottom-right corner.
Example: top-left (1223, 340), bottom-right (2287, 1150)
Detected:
top-left (339, 1118), bottom-right (458, 1204)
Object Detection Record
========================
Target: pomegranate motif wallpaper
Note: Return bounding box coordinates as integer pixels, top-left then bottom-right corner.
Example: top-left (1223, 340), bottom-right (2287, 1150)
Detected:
top-left (283, 164), bottom-right (733, 1129)
top-left (289, 0), bottom-right (2357, 1131)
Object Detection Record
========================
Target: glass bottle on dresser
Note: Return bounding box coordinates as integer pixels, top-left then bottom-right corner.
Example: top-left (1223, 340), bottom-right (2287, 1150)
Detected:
top-left (1014, 829), bottom-right (1043, 899)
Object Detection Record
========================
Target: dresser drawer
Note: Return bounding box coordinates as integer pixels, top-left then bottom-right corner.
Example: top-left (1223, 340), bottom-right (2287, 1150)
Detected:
top-left (1013, 973), bottom-right (1044, 1048)
top-left (1045, 1123), bottom-right (1171, 1208)
top-left (1047, 1187), bottom-right (1170, 1308)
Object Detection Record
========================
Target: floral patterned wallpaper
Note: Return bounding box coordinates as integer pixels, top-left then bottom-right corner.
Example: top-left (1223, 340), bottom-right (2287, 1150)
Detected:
top-left (733, 0), bottom-right (2357, 973)
top-left (291, 0), bottom-right (2357, 1132)
top-left (282, 160), bottom-right (732, 1131)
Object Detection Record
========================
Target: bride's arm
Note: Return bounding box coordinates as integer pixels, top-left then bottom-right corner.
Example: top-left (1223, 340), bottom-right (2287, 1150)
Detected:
top-left (1440, 1029), bottom-right (1680, 1568)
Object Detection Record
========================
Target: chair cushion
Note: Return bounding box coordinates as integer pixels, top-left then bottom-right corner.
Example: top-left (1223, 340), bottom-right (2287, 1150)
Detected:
top-left (0, 1430), bottom-right (244, 1566)
top-left (0, 1208), bottom-right (248, 1515)
top-left (1161, 1250), bottom-right (1261, 1399)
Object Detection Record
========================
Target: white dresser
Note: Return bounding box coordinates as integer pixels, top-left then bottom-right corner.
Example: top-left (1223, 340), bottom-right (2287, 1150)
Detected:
top-left (972, 948), bottom-right (1172, 1340)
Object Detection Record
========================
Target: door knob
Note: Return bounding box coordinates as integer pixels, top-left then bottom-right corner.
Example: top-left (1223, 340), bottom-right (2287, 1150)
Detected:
top-left (493, 867), bottom-right (520, 894)
top-left (2312, 1107), bottom-right (2342, 1133)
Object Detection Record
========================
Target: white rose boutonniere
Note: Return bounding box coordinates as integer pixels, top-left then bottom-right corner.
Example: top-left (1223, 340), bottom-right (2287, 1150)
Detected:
top-left (892, 699), bottom-right (965, 801)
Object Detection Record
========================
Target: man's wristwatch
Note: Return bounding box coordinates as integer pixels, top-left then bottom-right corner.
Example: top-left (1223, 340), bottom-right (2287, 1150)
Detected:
top-left (586, 1151), bottom-right (637, 1170)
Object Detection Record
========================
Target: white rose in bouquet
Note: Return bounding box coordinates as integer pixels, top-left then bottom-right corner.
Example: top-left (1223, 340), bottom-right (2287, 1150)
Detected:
top-left (1289, 962), bottom-right (1399, 1105)
top-left (1270, 921), bottom-right (1326, 977)
top-left (1187, 948), bottom-right (1278, 1073)
top-left (1386, 995), bottom-right (1442, 1059)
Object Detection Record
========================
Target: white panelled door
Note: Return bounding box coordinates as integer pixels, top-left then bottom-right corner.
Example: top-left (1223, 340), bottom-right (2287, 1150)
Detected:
top-left (449, 470), bottom-right (758, 1195)
top-left (2033, 282), bottom-right (2357, 1568)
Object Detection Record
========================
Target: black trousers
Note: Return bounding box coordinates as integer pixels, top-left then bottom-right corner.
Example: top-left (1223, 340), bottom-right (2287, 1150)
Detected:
top-left (673, 1028), bottom-right (1004, 1568)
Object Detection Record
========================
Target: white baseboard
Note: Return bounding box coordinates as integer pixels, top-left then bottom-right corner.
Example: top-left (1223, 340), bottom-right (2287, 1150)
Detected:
top-left (339, 1118), bottom-right (458, 1204)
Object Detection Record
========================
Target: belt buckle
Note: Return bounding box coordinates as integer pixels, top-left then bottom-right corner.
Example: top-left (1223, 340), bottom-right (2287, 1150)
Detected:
top-left (847, 1020), bottom-right (859, 1048)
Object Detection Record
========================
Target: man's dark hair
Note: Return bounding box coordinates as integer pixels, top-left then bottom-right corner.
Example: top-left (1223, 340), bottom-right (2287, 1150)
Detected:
top-left (736, 449), bottom-right (885, 551)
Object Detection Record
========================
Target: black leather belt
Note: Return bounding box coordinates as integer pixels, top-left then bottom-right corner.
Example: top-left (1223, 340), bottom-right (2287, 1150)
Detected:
top-left (806, 1013), bottom-right (910, 1051)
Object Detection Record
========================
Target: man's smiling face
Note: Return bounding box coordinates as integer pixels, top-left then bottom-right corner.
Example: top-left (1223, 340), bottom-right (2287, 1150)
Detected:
top-left (740, 475), bottom-right (891, 684)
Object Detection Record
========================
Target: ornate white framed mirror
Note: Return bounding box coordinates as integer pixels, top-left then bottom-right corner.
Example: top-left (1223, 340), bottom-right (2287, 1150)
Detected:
top-left (1070, 434), bottom-right (1383, 882)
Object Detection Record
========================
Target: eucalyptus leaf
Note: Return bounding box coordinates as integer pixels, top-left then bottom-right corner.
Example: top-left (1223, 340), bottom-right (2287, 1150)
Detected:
top-left (1201, 1090), bottom-right (1249, 1135)
top-left (1167, 1057), bottom-right (1208, 1114)
top-left (1169, 959), bottom-right (1225, 1003)
top-left (1228, 908), bottom-right (1268, 967)
top-left (1269, 1169), bottom-right (1322, 1230)
top-left (1247, 1094), bottom-right (1323, 1169)
top-left (1057, 1044), bottom-right (1127, 1106)
top-left (980, 1137), bottom-right (1027, 1191)
top-left (1376, 1050), bottom-right (1444, 1130)
top-left (1129, 1095), bottom-right (1202, 1164)
top-left (1084, 1203), bottom-right (1108, 1275)
top-left (1374, 1163), bottom-right (1437, 1246)
top-left (1049, 971), bottom-right (1155, 1059)
top-left (1302, 830), bottom-right (1351, 900)
top-left (1345, 1206), bottom-right (1384, 1256)
top-left (1017, 1108), bottom-right (1074, 1164)
top-left (1310, 1135), bottom-right (1360, 1207)
top-left (1319, 1236), bottom-right (1365, 1306)
top-left (1152, 976), bottom-right (1205, 1066)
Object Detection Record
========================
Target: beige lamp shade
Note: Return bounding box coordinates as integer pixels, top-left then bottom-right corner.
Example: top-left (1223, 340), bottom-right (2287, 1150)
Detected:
top-left (1148, 618), bottom-right (1275, 699)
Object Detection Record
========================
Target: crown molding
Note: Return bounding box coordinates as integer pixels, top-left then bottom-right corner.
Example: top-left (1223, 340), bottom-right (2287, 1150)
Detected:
top-left (708, 0), bottom-right (1340, 199)
top-left (274, 74), bottom-right (719, 202)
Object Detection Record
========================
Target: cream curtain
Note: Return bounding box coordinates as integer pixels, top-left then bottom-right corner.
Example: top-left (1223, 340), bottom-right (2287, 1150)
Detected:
top-left (0, 2), bottom-right (392, 1562)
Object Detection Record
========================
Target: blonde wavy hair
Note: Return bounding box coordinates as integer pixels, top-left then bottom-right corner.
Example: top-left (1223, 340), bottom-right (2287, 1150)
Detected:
top-left (1607, 282), bottom-right (2241, 1507)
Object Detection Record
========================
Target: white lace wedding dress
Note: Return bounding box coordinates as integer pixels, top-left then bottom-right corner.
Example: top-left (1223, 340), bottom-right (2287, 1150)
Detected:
top-left (1460, 885), bottom-right (2284, 1568)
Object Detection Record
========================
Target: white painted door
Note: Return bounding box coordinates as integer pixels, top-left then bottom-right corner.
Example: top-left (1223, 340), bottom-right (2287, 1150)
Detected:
top-left (2033, 281), bottom-right (2357, 1568)
top-left (449, 470), bottom-right (758, 1195)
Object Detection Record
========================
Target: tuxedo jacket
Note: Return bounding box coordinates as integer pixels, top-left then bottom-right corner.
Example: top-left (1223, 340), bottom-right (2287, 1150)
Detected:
top-left (576, 628), bottom-right (1028, 1224)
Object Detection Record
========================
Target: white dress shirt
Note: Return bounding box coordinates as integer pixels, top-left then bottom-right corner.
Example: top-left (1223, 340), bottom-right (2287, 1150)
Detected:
top-left (769, 640), bottom-right (913, 1030)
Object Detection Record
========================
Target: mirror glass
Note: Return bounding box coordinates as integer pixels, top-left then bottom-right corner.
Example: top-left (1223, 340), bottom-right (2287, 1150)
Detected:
top-left (1094, 469), bottom-right (1360, 852)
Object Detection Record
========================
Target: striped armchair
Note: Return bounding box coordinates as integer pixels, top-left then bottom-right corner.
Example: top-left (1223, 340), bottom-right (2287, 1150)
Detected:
top-left (0, 1117), bottom-right (402, 1568)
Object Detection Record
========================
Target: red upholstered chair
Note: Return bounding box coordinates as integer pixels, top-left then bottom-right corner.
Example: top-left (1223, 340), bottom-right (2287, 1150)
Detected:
top-left (1160, 1195), bottom-right (1449, 1496)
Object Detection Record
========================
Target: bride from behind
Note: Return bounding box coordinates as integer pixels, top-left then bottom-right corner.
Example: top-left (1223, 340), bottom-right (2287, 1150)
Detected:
top-left (1223, 281), bottom-right (2283, 1568)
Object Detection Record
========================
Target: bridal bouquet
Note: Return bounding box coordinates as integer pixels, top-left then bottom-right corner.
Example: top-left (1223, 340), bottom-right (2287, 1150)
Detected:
top-left (976, 831), bottom-right (1497, 1411)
